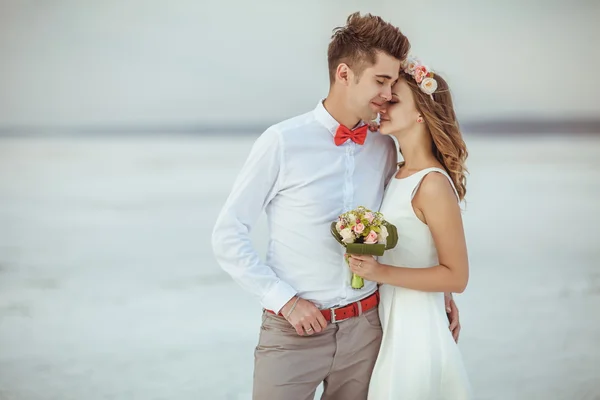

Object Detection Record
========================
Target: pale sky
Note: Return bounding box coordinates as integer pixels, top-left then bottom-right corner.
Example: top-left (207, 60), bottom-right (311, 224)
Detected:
top-left (0, 0), bottom-right (598, 129)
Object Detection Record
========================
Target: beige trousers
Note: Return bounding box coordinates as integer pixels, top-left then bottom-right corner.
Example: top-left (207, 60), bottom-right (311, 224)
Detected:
top-left (253, 307), bottom-right (383, 400)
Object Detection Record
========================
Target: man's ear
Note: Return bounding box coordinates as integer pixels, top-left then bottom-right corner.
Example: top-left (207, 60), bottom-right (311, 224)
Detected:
top-left (336, 63), bottom-right (351, 86)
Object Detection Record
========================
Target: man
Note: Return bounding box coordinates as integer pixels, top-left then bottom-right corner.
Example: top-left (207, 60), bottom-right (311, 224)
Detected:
top-left (212, 12), bottom-right (460, 400)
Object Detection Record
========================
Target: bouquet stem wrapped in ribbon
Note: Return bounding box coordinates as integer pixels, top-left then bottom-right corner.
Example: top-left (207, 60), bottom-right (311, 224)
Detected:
top-left (330, 206), bottom-right (398, 289)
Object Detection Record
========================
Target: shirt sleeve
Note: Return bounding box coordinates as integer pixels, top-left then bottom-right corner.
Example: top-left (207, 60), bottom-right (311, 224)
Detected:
top-left (211, 127), bottom-right (297, 314)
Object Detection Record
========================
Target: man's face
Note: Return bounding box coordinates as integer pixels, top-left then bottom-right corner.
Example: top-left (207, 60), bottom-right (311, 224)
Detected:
top-left (347, 51), bottom-right (401, 123)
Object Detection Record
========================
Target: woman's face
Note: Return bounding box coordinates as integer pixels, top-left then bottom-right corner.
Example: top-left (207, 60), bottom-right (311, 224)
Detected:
top-left (379, 78), bottom-right (421, 137)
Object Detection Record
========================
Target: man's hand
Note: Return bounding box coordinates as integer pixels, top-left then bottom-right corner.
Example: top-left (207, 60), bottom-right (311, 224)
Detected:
top-left (444, 292), bottom-right (461, 343)
top-left (280, 296), bottom-right (328, 336)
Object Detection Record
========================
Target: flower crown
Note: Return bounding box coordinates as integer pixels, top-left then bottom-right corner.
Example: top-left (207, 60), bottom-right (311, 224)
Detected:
top-left (400, 56), bottom-right (438, 98)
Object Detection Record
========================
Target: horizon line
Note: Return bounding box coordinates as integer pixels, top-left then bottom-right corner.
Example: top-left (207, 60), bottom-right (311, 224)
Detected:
top-left (1, 118), bottom-right (599, 136)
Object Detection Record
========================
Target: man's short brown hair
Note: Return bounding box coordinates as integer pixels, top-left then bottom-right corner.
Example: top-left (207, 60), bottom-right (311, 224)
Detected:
top-left (328, 12), bottom-right (410, 83)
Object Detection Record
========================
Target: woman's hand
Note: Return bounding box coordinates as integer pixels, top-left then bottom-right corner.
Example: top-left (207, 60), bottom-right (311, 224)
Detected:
top-left (347, 254), bottom-right (387, 283)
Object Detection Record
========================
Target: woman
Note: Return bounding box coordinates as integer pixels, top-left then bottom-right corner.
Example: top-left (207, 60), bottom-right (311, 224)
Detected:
top-left (348, 57), bottom-right (472, 399)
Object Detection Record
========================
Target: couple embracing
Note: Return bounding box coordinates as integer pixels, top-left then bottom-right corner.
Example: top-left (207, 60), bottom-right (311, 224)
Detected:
top-left (212, 12), bottom-right (471, 400)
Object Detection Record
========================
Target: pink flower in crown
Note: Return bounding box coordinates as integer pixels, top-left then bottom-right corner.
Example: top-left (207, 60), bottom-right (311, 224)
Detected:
top-left (364, 230), bottom-right (378, 244)
top-left (353, 222), bottom-right (365, 234)
top-left (413, 65), bottom-right (429, 83)
top-left (364, 212), bottom-right (375, 223)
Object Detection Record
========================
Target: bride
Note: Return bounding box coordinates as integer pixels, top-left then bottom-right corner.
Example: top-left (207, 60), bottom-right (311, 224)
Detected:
top-left (348, 57), bottom-right (472, 399)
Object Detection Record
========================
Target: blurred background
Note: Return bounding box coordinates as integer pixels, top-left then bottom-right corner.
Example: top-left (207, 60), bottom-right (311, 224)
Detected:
top-left (0, 1), bottom-right (599, 399)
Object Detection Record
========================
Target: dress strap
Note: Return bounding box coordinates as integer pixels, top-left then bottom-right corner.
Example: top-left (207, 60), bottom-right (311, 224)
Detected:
top-left (409, 167), bottom-right (459, 202)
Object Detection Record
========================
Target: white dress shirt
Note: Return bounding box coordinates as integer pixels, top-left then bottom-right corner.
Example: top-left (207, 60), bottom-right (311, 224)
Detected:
top-left (211, 101), bottom-right (397, 314)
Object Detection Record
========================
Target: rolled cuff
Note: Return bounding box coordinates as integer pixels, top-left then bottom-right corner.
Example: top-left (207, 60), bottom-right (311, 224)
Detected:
top-left (261, 280), bottom-right (297, 315)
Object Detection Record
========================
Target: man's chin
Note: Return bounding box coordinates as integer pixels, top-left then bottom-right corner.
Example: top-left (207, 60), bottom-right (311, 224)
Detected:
top-left (364, 110), bottom-right (379, 123)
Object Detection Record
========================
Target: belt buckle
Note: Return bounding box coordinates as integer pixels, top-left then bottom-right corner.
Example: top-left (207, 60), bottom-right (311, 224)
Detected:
top-left (330, 307), bottom-right (338, 324)
top-left (330, 306), bottom-right (351, 324)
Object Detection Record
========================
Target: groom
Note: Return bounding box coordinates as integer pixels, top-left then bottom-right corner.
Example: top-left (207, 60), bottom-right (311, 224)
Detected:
top-left (212, 12), bottom-right (460, 400)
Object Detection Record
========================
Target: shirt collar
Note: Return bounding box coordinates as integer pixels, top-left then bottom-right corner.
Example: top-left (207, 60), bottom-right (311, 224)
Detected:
top-left (313, 100), bottom-right (366, 137)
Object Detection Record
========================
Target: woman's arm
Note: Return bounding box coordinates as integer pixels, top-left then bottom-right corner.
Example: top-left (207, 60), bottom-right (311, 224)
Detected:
top-left (348, 172), bottom-right (469, 293)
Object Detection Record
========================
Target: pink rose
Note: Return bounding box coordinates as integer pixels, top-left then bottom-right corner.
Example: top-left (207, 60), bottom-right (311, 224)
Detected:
top-left (364, 230), bottom-right (378, 244)
top-left (353, 223), bottom-right (365, 234)
top-left (414, 65), bottom-right (428, 83)
top-left (364, 212), bottom-right (374, 223)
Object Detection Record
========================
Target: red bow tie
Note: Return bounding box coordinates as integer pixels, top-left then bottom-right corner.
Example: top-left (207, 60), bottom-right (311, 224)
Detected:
top-left (334, 124), bottom-right (368, 146)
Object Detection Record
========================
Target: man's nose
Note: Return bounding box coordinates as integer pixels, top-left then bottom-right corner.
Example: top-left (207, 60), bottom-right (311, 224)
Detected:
top-left (380, 87), bottom-right (392, 101)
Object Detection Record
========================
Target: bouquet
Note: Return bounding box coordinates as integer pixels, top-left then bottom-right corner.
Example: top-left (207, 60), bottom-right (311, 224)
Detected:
top-left (330, 206), bottom-right (398, 289)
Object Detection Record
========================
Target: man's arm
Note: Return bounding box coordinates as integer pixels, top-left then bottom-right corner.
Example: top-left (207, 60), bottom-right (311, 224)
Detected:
top-left (445, 292), bottom-right (461, 343)
top-left (211, 127), bottom-right (296, 314)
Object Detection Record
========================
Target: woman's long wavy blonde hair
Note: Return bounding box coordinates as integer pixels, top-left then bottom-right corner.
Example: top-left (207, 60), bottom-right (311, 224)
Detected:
top-left (402, 71), bottom-right (468, 201)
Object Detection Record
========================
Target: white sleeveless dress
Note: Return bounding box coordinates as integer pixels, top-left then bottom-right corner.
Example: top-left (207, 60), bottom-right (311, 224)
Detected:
top-left (367, 167), bottom-right (472, 400)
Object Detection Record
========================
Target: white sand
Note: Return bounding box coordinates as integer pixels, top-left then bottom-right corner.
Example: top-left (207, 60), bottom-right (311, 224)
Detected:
top-left (0, 134), bottom-right (599, 399)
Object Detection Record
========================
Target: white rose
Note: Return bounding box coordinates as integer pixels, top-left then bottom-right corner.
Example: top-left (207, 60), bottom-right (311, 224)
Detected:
top-left (420, 77), bottom-right (438, 95)
top-left (347, 213), bottom-right (357, 223)
top-left (336, 221), bottom-right (343, 231)
top-left (340, 228), bottom-right (355, 243)
top-left (405, 56), bottom-right (420, 74)
top-left (377, 225), bottom-right (389, 243)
